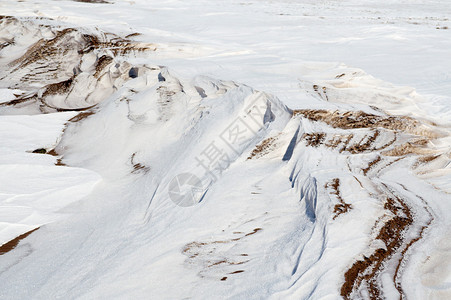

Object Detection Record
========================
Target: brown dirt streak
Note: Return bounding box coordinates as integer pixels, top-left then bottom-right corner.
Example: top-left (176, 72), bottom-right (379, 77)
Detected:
top-left (363, 156), bottom-right (382, 176)
top-left (292, 109), bottom-right (428, 137)
top-left (325, 178), bottom-right (352, 220)
top-left (392, 185), bottom-right (434, 297)
top-left (247, 137), bottom-right (276, 160)
top-left (303, 133), bottom-right (326, 147)
top-left (340, 183), bottom-right (414, 299)
top-left (353, 176), bottom-right (364, 189)
top-left (373, 131), bottom-right (397, 151)
top-left (0, 227), bottom-right (40, 255)
top-left (347, 130), bottom-right (380, 154)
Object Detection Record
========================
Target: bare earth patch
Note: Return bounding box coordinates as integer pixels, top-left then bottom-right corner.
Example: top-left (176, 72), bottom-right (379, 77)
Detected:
top-left (0, 228), bottom-right (40, 255)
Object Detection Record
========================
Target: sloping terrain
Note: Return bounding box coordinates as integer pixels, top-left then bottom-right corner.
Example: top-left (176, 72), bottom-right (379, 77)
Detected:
top-left (0, 1), bottom-right (450, 299)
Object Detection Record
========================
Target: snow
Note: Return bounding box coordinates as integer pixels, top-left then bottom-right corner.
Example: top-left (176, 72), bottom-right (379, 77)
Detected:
top-left (0, 0), bottom-right (450, 299)
top-left (0, 112), bottom-right (101, 251)
top-left (0, 89), bottom-right (20, 104)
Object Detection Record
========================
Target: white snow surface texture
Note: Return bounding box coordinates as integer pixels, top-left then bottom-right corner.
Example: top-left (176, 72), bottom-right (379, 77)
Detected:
top-left (0, 0), bottom-right (450, 299)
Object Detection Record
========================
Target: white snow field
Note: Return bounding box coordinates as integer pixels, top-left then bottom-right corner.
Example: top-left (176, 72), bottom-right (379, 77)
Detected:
top-left (0, 0), bottom-right (450, 299)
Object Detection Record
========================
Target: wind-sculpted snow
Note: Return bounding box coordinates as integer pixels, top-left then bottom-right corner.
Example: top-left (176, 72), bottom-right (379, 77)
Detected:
top-left (55, 65), bottom-right (292, 188)
top-left (0, 16), bottom-right (151, 113)
top-left (296, 175), bottom-right (317, 221)
top-left (0, 4), bottom-right (450, 300)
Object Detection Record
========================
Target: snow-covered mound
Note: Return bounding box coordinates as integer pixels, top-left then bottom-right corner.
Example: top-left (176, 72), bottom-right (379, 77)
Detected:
top-left (21, 61), bottom-right (448, 299)
top-left (0, 3), bottom-right (450, 299)
top-left (0, 16), bottom-right (151, 113)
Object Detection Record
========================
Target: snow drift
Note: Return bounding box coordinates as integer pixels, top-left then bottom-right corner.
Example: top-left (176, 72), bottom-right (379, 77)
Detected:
top-left (0, 6), bottom-right (450, 300)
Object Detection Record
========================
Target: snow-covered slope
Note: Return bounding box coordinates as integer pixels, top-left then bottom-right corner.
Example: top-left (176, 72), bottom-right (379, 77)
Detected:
top-left (0, 1), bottom-right (450, 299)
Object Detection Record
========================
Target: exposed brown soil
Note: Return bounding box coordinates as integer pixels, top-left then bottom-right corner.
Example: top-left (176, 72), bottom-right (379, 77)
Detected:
top-left (103, 40), bottom-right (155, 56)
top-left (125, 32), bottom-right (142, 39)
top-left (1, 17), bottom-right (153, 112)
top-left (300, 126), bottom-right (401, 157)
top-left (182, 228), bottom-right (261, 279)
top-left (392, 190), bottom-right (434, 297)
top-left (393, 219), bottom-right (431, 297)
top-left (0, 94), bottom-right (36, 107)
top-left (183, 227), bottom-right (263, 255)
top-left (94, 55), bottom-right (114, 78)
top-left (417, 154), bottom-right (440, 164)
top-left (294, 109), bottom-right (437, 297)
top-left (383, 142), bottom-right (435, 157)
top-left (373, 132), bottom-right (397, 151)
top-left (363, 156), bottom-right (382, 175)
top-left (42, 78), bottom-right (74, 97)
top-left (312, 84), bottom-right (329, 101)
top-left (32, 148), bottom-right (47, 154)
top-left (353, 176), bottom-right (364, 189)
top-left (302, 130), bottom-right (386, 155)
top-left (324, 134), bottom-right (345, 149)
top-left (2, 16), bottom-right (443, 298)
top-left (341, 193), bottom-right (413, 299)
top-left (131, 163), bottom-right (150, 174)
top-left (68, 111), bottom-right (95, 122)
top-left (244, 228), bottom-right (262, 236)
top-left (54, 158), bottom-right (66, 166)
top-left (292, 109), bottom-right (429, 136)
top-left (340, 174), bottom-right (435, 300)
top-left (0, 227), bottom-right (39, 255)
top-left (289, 103), bottom-right (445, 298)
top-left (47, 149), bottom-right (59, 156)
top-left (10, 28), bottom-right (77, 70)
top-left (303, 133), bottom-right (326, 147)
top-left (347, 130), bottom-right (380, 154)
top-left (42, 148), bottom-right (65, 166)
top-left (325, 178), bottom-right (352, 220)
top-left (208, 260), bottom-right (246, 267)
top-left (292, 108), bottom-right (439, 298)
top-left (414, 154), bottom-right (441, 170)
top-left (130, 153), bottom-right (150, 174)
top-left (247, 137), bottom-right (276, 159)
top-left (339, 134), bottom-right (355, 153)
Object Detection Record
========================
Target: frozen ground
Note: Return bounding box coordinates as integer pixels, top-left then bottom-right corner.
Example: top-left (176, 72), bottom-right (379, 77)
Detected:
top-left (0, 0), bottom-right (450, 299)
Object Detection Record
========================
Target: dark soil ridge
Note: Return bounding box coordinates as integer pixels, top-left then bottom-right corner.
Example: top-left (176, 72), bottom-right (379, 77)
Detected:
top-left (340, 180), bottom-right (433, 300)
top-left (325, 178), bottom-right (352, 220)
top-left (293, 109), bottom-right (436, 138)
top-left (293, 109), bottom-right (439, 299)
top-left (0, 228), bottom-right (40, 255)
top-left (0, 16), bottom-right (152, 112)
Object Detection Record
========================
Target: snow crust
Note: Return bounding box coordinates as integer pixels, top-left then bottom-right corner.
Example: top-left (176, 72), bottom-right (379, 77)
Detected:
top-left (0, 0), bottom-right (450, 299)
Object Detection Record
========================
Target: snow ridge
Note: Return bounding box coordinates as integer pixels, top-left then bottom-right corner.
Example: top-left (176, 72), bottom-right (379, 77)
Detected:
top-left (0, 11), bottom-right (450, 300)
